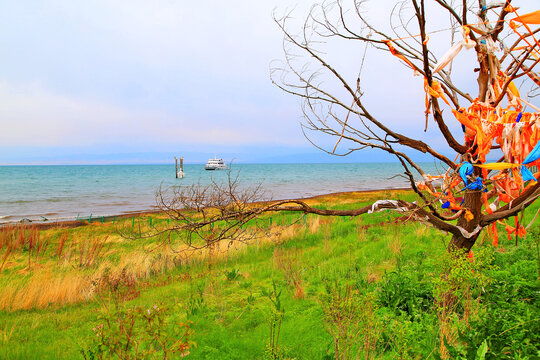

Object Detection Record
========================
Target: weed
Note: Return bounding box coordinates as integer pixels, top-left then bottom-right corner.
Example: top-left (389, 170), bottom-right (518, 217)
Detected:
top-left (431, 247), bottom-right (495, 359)
top-left (382, 316), bottom-right (415, 360)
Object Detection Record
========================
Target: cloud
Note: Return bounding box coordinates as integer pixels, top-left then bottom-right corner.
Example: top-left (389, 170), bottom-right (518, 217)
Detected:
top-left (0, 0), bottom-right (310, 161)
top-left (1, 0), bottom-right (537, 164)
top-left (0, 81), bottom-right (303, 149)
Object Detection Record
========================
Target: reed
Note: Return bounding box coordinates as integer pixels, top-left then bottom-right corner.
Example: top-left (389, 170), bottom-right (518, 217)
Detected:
top-left (54, 231), bottom-right (69, 261)
top-left (0, 225), bottom-right (48, 269)
top-left (0, 243), bottom-right (12, 273)
top-left (78, 235), bottom-right (108, 268)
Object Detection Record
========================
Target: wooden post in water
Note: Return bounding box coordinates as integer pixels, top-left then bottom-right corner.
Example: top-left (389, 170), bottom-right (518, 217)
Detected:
top-left (175, 157), bottom-right (178, 178)
top-left (175, 156), bottom-right (185, 178)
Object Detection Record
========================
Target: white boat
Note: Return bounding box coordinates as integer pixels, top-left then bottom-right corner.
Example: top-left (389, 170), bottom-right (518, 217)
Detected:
top-left (204, 157), bottom-right (227, 170)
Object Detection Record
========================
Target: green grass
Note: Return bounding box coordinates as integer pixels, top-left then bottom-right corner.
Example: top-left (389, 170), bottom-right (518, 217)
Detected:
top-left (0, 189), bottom-right (538, 359)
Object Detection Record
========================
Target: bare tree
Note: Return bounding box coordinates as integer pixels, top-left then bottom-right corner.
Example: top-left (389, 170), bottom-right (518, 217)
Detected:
top-left (269, 0), bottom-right (540, 251)
top-left (153, 0), bottom-right (539, 254)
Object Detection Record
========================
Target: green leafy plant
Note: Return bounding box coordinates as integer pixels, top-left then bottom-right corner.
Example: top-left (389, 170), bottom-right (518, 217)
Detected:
top-left (377, 271), bottom-right (432, 320)
top-left (186, 281), bottom-right (207, 316)
top-left (224, 268), bottom-right (241, 281)
top-left (528, 226), bottom-right (540, 279)
top-left (442, 272), bottom-right (540, 359)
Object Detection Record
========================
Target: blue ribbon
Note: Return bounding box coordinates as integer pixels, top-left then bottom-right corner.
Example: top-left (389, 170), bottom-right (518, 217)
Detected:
top-left (459, 162), bottom-right (474, 185)
top-left (520, 140), bottom-right (540, 182)
top-left (463, 177), bottom-right (487, 192)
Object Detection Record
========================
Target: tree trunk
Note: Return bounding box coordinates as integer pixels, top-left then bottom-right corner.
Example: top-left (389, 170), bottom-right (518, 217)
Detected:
top-left (451, 40), bottom-right (492, 252)
top-left (448, 189), bottom-right (483, 252)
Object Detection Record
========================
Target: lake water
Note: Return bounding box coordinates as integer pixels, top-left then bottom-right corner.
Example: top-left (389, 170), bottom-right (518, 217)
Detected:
top-left (0, 163), bottom-right (442, 223)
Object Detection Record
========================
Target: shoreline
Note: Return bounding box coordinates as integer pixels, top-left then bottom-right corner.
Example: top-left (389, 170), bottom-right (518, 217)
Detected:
top-left (1, 163), bottom-right (425, 227)
top-left (1, 187), bottom-right (411, 230)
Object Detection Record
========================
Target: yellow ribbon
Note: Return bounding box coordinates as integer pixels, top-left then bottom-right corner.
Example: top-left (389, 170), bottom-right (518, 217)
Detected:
top-left (474, 162), bottom-right (521, 170)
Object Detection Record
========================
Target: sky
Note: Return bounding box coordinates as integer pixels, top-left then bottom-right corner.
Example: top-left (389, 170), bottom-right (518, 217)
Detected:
top-left (0, 0), bottom-right (537, 165)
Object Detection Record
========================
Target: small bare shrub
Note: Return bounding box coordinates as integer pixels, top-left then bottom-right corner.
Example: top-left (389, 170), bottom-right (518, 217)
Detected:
top-left (82, 303), bottom-right (195, 360)
top-left (319, 280), bottom-right (381, 360)
top-left (273, 248), bottom-right (305, 299)
top-left (96, 269), bottom-right (140, 303)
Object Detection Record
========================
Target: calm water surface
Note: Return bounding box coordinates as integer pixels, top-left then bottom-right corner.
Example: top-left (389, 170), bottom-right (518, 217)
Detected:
top-left (0, 163), bottom-right (441, 223)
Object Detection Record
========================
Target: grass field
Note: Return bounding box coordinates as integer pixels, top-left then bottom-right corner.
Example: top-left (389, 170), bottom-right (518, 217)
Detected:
top-left (0, 189), bottom-right (538, 359)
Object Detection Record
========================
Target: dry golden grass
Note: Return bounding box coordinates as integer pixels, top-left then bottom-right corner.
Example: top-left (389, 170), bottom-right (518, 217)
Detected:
top-left (437, 313), bottom-right (459, 360)
top-left (0, 225), bottom-right (50, 270)
top-left (304, 189), bottom-right (409, 207)
top-left (0, 205), bottom-right (327, 311)
top-left (0, 247), bottom-right (179, 311)
top-left (364, 259), bottom-right (395, 284)
top-left (388, 234), bottom-right (403, 256)
top-left (366, 270), bottom-right (381, 284)
top-left (0, 271), bottom-right (92, 311)
top-left (322, 238), bottom-right (332, 255)
top-left (308, 216), bottom-right (321, 233)
top-left (113, 251), bottom-right (177, 280)
top-left (276, 224), bottom-right (303, 243)
top-left (320, 222), bottom-right (335, 254)
top-left (415, 224), bottom-right (428, 238)
top-left (356, 225), bottom-right (366, 243)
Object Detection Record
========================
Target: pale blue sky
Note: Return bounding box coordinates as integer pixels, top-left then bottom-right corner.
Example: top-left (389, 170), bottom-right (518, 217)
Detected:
top-left (0, 0), bottom-right (537, 164)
